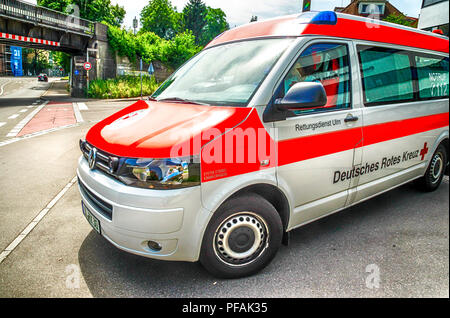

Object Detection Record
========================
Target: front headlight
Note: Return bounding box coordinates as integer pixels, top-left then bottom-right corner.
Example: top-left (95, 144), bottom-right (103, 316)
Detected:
top-left (117, 156), bottom-right (200, 189)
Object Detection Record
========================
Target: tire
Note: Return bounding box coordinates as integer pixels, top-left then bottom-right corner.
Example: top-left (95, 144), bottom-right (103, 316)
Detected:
top-left (415, 144), bottom-right (447, 192)
top-left (200, 194), bottom-right (283, 279)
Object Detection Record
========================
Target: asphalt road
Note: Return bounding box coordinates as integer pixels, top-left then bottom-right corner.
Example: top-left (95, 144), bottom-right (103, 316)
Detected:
top-left (0, 77), bottom-right (448, 298)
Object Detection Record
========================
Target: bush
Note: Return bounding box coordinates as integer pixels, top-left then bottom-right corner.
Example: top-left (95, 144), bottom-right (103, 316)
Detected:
top-left (106, 24), bottom-right (201, 69)
top-left (88, 75), bottom-right (160, 99)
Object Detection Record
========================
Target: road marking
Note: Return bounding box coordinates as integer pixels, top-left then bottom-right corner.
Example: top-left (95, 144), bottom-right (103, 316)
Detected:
top-left (0, 122), bottom-right (5, 128)
top-left (77, 102), bottom-right (88, 110)
top-left (19, 109), bottom-right (28, 113)
top-left (6, 101), bottom-right (48, 138)
top-left (0, 79), bottom-right (11, 96)
top-left (8, 114), bottom-right (19, 120)
top-left (73, 102), bottom-right (84, 123)
top-left (0, 176), bottom-right (77, 265)
top-left (0, 122), bottom-right (80, 147)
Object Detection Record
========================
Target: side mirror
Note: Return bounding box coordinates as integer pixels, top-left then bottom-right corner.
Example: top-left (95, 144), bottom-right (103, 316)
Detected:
top-left (275, 82), bottom-right (327, 110)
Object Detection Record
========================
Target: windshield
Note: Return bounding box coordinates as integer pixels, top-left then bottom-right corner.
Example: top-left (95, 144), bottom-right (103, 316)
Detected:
top-left (152, 38), bottom-right (294, 106)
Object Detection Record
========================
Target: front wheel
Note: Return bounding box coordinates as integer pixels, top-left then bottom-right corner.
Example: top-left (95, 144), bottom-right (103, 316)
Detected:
top-left (200, 194), bottom-right (283, 278)
top-left (415, 144), bottom-right (447, 192)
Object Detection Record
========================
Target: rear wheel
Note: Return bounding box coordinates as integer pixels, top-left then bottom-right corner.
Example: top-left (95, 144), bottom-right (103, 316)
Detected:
top-left (200, 194), bottom-right (283, 278)
top-left (416, 144), bottom-right (447, 192)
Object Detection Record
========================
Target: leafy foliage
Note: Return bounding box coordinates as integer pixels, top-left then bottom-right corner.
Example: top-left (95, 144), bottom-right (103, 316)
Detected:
top-left (140, 0), bottom-right (228, 46)
top-left (107, 24), bottom-right (138, 61)
top-left (88, 75), bottom-right (160, 99)
top-left (51, 51), bottom-right (71, 72)
top-left (183, 0), bottom-right (208, 44)
top-left (200, 7), bottom-right (229, 46)
top-left (37, 0), bottom-right (71, 12)
top-left (383, 14), bottom-right (416, 27)
top-left (140, 0), bottom-right (180, 39)
top-left (22, 48), bottom-right (52, 74)
top-left (37, 0), bottom-right (125, 26)
top-left (107, 24), bottom-right (201, 69)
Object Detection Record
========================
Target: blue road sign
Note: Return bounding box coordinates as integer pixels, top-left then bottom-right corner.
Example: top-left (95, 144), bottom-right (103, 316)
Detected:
top-left (148, 62), bottom-right (154, 75)
top-left (10, 46), bottom-right (23, 77)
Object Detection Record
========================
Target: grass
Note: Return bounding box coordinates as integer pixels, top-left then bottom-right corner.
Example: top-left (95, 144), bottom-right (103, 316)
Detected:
top-left (88, 75), bottom-right (160, 99)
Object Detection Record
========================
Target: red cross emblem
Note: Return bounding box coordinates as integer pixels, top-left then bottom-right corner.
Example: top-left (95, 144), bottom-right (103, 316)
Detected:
top-left (420, 142), bottom-right (429, 160)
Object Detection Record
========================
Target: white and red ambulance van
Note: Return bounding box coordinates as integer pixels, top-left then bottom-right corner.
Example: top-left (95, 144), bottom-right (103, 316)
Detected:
top-left (78, 11), bottom-right (449, 278)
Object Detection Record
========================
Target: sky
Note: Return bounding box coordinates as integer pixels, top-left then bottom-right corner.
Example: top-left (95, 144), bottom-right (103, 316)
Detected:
top-left (26, 0), bottom-right (424, 30)
top-left (113, 0), bottom-right (424, 30)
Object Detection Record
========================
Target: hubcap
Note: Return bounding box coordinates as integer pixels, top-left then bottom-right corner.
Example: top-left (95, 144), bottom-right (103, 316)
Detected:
top-left (214, 212), bottom-right (268, 266)
top-left (430, 153), bottom-right (444, 184)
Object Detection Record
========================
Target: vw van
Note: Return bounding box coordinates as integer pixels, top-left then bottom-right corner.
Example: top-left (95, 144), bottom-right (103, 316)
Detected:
top-left (77, 11), bottom-right (449, 278)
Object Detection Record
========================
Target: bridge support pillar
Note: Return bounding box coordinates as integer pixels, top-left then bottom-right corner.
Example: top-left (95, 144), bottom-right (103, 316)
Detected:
top-left (71, 55), bottom-right (87, 98)
top-left (70, 22), bottom-right (116, 98)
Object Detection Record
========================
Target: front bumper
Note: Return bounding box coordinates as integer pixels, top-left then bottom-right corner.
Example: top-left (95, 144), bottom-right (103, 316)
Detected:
top-left (76, 155), bottom-right (210, 262)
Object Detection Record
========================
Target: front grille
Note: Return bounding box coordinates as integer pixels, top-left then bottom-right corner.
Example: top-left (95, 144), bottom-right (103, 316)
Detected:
top-left (80, 141), bottom-right (117, 176)
top-left (78, 178), bottom-right (113, 220)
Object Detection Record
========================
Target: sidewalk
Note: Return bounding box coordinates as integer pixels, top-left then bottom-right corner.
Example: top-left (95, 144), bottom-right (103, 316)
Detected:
top-left (42, 80), bottom-right (148, 103)
top-left (41, 80), bottom-right (88, 103)
top-left (14, 80), bottom-right (78, 137)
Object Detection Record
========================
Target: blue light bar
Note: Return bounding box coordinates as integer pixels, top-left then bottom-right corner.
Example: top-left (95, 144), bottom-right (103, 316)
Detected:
top-left (297, 11), bottom-right (338, 25)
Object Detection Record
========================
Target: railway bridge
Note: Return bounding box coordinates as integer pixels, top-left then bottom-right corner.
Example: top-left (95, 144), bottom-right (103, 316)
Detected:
top-left (0, 0), bottom-right (116, 97)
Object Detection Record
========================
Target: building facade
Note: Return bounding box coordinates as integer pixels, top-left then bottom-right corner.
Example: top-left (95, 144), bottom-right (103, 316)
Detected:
top-left (335, 0), bottom-right (418, 26)
top-left (418, 0), bottom-right (449, 35)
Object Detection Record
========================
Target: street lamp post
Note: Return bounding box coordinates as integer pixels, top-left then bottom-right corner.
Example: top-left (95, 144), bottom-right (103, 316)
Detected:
top-left (133, 16), bottom-right (138, 35)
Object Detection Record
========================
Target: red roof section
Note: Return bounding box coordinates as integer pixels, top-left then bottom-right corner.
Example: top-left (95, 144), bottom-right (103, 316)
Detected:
top-left (206, 13), bottom-right (449, 54)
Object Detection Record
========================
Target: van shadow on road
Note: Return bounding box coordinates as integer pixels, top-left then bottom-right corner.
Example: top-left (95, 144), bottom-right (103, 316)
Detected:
top-left (77, 180), bottom-right (449, 297)
top-left (0, 97), bottom-right (44, 108)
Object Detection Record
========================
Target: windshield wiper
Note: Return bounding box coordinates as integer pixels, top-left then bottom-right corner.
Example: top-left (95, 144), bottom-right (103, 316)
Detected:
top-left (157, 97), bottom-right (210, 106)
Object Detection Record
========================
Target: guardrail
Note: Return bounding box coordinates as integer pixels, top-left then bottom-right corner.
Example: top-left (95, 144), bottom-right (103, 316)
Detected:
top-left (0, 0), bottom-right (94, 36)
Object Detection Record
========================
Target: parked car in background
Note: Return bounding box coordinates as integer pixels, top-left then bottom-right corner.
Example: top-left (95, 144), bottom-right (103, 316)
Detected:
top-left (38, 74), bottom-right (48, 82)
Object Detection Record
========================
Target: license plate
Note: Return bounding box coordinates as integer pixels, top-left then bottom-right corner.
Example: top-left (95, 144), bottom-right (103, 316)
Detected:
top-left (82, 201), bottom-right (101, 234)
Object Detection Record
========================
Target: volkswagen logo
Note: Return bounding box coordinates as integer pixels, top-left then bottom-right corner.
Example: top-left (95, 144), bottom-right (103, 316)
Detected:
top-left (88, 147), bottom-right (97, 170)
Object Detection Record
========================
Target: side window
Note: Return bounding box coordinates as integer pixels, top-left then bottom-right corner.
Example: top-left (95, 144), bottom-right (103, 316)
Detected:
top-left (357, 46), bottom-right (414, 105)
top-left (415, 54), bottom-right (449, 99)
top-left (282, 43), bottom-right (351, 115)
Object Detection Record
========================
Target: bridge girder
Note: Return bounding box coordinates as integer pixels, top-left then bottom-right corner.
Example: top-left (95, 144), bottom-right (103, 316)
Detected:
top-left (0, 16), bottom-right (90, 55)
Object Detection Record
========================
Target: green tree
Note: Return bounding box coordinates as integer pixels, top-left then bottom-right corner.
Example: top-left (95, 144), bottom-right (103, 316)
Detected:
top-left (37, 0), bottom-right (71, 12)
top-left (182, 0), bottom-right (207, 44)
top-left (106, 23), bottom-right (200, 69)
top-left (73, 0), bottom-right (125, 26)
top-left (51, 51), bottom-right (71, 73)
top-left (38, 0), bottom-right (125, 26)
top-left (157, 31), bottom-right (201, 68)
top-left (383, 14), bottom-right (416, 28)
top-left (199, 7), bottom-right (229, 46)
top-left (22, 48), bottom-right (52, 75)
top-left (140, 0), bottom-right (179, 39)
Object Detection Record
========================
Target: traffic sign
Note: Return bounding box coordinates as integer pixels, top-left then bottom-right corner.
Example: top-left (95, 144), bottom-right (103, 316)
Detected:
top-left (83, 62), bottom-right (92, 71)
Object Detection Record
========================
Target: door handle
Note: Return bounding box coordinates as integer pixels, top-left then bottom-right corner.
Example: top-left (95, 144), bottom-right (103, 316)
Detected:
top-left (344, 114), bottom-right (359, 123)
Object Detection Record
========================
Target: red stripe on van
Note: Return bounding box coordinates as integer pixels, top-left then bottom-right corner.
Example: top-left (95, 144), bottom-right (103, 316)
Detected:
top-left (277, 125), bottom-right (362, 167)
top-left (202, 112), bottom-right (449, 182)
top-left (362, 112), bottom-right (449, 147)
top-left (277, 112), bottom-right (449, 167)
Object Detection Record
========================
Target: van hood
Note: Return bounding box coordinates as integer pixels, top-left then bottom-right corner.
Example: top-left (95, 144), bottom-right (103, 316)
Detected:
top-left (85, 100), bottom-right (252, 158)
